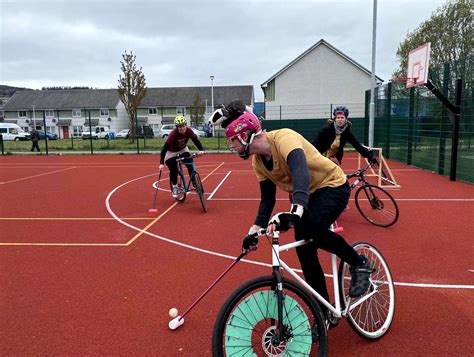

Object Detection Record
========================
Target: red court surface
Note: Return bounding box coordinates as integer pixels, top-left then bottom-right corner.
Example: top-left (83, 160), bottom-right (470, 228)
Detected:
top-left (1, 153), bottom-right (473, 356)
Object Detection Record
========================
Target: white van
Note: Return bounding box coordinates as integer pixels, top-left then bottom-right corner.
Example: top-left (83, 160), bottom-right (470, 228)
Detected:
top-left (0, 123), bottom-right (31, 141)
top-left (81, 126), bottom-right (110, 140)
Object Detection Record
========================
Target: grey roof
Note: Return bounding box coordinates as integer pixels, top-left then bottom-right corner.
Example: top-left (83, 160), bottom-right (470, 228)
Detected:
top-left (1, 89), bottom-right (120, 110)
top-left (1, 85), bottom-right (254, 110)
top-left (261, 39), bottom-right (383, 87)
top-left (140, 85), bottom-right (254, 107)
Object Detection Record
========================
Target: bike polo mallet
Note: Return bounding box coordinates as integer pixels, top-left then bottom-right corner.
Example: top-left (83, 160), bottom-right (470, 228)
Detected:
top-left (148, 169), bottom-right (162, 215)
top-left (168, 251), bottom-right (247, 330)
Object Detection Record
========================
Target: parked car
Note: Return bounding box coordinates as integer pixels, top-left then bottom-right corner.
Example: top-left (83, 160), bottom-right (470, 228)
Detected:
top-left (192, 124), bottom-right (212, 137)
top-left (158, 124), bottom-right (205, 138)
top-left (157, 124), bottom-right (174, 138)
top-left (116, 129), bottom-right (130, 139)
top-left (37, 130), bottom-right (58, 140)
top-left (81, 126), bottom-right (111, 140)
top-left (191, 126), bottom-right (206, 137)
top-left (136, 125), bottom-right (155, 139)
top-left (0, 123), bottom-right (31, 141)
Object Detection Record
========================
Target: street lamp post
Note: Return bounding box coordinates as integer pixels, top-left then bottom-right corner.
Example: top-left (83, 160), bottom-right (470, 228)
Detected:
top-left (210, 75), bottom-right (214, 112)
top-left (210, 75), bottom-right (214, 136)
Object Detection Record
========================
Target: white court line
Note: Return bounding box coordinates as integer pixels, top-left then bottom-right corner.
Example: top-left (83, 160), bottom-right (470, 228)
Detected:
top-left (209, 197), bottom-right (474, 202)
top-left (0, 167), bottom-right (76, 185)
top-left (208, 171), bottom-right (231, 200)
top-left (101, 173), bottom-right (473, 291)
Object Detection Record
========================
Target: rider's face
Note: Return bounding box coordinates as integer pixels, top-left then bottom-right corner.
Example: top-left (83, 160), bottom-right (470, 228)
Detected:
top-left (335, 114), bottom-right (346, 127)
top-left (177, 124), bottom-right (187, 134)
top-left (228, 137), bottom-right (245, 155)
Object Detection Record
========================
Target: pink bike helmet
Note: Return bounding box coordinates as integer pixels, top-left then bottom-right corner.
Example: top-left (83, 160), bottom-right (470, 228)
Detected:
top-left (225, 112), bottom-right (261, 140)
top-left (225, 112), bottom-right (262, 159)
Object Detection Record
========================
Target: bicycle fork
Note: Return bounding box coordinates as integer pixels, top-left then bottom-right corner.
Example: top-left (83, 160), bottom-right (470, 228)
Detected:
top-left (271, 233), bottom-right (287, 346)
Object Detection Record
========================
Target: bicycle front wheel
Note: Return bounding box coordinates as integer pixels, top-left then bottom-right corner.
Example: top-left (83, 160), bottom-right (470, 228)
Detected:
top-left (338, 242), bottom-right (395, 340)
top-left (354, 184), bottom-right (399, 227)
top-left (172, 172), bottom-right (187, 202)
top-left (193, 172), bottom-right (207, 213)
top-left (212, 275), bottom-right (328, 357)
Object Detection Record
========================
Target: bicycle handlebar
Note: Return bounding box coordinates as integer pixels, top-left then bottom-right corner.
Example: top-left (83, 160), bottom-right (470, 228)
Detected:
top-left (346, 162), bottom-right (377, 179)
top-left (175, 152), bottom-right (203, 162)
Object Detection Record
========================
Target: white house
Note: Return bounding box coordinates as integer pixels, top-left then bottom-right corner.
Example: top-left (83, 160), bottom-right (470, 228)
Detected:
top-left (261, 39), bottom-right (383, 119)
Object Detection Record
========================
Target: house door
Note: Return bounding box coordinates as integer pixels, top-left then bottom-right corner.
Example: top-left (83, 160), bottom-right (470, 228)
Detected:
top-left (62, 126), bottom-right (70, 139)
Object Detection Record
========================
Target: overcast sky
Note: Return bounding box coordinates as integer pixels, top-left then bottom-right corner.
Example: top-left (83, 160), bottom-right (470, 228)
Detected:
top-left (1, 0), bottom-right (447, 101)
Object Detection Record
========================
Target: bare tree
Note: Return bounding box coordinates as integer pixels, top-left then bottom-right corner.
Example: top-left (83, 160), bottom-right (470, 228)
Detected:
top-left (117, 51), bottom-right (147, 141)
top-left (190, 93), bottom-right (205, 126)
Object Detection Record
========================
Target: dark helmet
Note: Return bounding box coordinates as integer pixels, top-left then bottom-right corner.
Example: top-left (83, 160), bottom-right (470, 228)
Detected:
top-left (333, 106), bottom-right (349, 118)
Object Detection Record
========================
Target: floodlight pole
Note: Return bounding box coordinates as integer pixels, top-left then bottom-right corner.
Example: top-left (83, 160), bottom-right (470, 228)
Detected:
top-left (368, 0), bottom-right (377, 147)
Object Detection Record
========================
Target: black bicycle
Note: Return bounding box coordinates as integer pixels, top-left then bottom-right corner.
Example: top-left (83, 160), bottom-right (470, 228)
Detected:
top-left (174, 152), bottom-right (207, 213)
top-left (347, 164), bottom-right (399, 227)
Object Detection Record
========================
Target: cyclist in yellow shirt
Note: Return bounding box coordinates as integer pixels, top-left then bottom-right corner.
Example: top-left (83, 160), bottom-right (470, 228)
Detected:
top-left (221, 109), bottom-right (374, 320)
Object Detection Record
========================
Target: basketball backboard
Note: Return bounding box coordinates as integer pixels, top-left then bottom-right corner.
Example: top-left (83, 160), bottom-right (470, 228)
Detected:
top-left (406, 42), bottom-right (431, 88)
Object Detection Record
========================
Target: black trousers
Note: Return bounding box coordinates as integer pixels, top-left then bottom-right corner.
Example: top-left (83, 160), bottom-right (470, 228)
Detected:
top-left (165, 152), bottom-right (193, 185)
top-left (31, 141), bottom-right (40, 152)
top-left (294, 181), bottom-right (359, 303)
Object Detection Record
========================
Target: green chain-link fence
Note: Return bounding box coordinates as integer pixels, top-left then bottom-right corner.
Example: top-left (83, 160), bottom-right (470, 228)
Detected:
top-left (367, 56), bottom-right (473, 183)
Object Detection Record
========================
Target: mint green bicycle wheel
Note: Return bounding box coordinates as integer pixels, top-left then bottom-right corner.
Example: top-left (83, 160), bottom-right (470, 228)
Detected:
top-left (212, 275), bottom-right (328, 356)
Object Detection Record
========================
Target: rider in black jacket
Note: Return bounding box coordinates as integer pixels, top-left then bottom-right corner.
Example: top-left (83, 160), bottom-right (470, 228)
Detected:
top-left (312, 106), bottom-right (376, 165)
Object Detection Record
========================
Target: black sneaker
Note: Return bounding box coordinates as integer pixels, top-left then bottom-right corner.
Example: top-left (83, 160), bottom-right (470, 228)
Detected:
top-left (349, 255), bottom-right (375, 298)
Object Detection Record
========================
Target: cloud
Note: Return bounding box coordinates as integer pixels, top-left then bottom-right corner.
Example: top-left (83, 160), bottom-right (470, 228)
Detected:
top-left (1, 0), bottom-right (448, 100)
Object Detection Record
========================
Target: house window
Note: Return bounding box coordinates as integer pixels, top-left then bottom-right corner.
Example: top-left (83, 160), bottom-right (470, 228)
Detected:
top-left (72, 109), bottom-right (81, 117)
top-left (45, 110), bottom-right (54, 118)
top-left (100, 109), bottom-right (109, 117)
top-left (73, 126), bottom-right (83, 137)
top-left (18, 111), bottom-right (27, 118)
top-left (148, 107), bottom-right (158, 115)
top-left (176, 106), bottom-right (186, 115)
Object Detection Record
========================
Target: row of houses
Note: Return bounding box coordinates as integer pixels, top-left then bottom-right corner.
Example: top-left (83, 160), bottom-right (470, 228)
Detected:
top-left (0, 86), bottom-right (254, 138)
top-left (1, 39), bottom-right (383, 138)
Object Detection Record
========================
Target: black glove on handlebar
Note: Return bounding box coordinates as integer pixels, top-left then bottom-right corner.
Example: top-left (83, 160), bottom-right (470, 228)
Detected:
top-left (368, 156), bottom-right (378, 165)
top-left (268, 204), bottom-right (304, 232)
top-left (242, 234), bottom-right (258, 250)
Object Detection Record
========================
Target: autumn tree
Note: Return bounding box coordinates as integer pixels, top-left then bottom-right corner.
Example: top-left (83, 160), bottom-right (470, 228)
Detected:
top-left (117, 51), bottom-right (147, 141)
top-left (190, 93), bottom-right (205, 126)
top-left (393, 0), bottom-right (473, 91)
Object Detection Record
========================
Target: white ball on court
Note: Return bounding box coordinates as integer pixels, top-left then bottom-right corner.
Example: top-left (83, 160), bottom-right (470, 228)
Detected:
top-left (169, 307), bottom-right (178, 318)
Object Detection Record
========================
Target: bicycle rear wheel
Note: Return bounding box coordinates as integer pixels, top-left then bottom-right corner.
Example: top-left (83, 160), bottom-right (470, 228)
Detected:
top-left (354, 184), bottom-right (399, 227)
top-left (212, 275), bottom-right (328, 356)
top-left (338, 242), bottom-right (395, 340)
top-left (193, 172), bottom-right (207, 213)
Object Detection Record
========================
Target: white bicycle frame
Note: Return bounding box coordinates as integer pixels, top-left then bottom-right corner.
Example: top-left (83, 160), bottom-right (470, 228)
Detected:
top-left (267, 230), bottom-right (378, 319)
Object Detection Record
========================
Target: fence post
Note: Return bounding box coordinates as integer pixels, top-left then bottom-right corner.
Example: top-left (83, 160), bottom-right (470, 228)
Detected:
top-left (43, 111), bottom-right (49, 156)
top-left (438, 63), bottom-right (450, 175)
top-left (385, 82), bottom-right (392, 158)
top-left (135, 113), bottom-right (140, 155)
top-left (88, 110), bottom-right (93, 155)
top-left (1, 134), bottom-right (3, 155)
top-left (364, 91), bottom-right (370, 145)
top-left (449, 78), bottom-right (463, 181)
top-left (407, 87), bottom-right (415, 165)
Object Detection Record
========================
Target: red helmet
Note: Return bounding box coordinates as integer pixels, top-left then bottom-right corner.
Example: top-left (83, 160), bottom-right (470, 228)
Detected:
top-left (225, 112), bottom-right (262, 160)
top-left (225, 112), bottom-right (261, 140)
